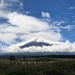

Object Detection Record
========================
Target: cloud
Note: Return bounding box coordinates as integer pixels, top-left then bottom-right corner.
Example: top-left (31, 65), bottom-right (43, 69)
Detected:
top-left (7, 12), bottom-right (62, 41)
top-left (0, 12), bottom-right (63, 45)
top-left (7, 12), bottom-right (50, 32)
top-left (0, 0), bottom-right (7, 17)
top-left (52, 21), bottom-right (73, 31)
top-left (0, 11), bottom-right (8, 17)
top-left (41, 12), bottom-right (50, 19)
top-left (0, 0), bottom-right (75, 53)
top-left (20, 2), bottom-right (23, 7)
top-left (52, 21), bottom-right (65, 26)
top-left (46, 41), bottom-right (75, 52)
top-left (8, 0), bottom-right (20, 2)
top-left (69, 6), bottom-right (75, 10)
top-left (0, 10), bottom-right (73, 46)
top-left (21, 31), bottom-right (62, 42)
top-left (0, 0), bottom-right (4, 8)
top-left (61, 25), bottom-right (72, 30)
top-left (0, 32), bottom-right (17, 44)
top-left (0, 0), bottom-right (23, 18)
top-left (0, 1), bottom-right (63, 45)
top-left (3, 39), bottom-right (75, 53)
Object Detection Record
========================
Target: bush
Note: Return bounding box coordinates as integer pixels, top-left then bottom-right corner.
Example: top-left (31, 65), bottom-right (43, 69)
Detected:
top-left (9, 55), bottom-right (16, 61)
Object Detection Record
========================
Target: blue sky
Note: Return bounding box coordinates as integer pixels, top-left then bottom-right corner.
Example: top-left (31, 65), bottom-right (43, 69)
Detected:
top-left (0, 0), bottom-right (75, 47)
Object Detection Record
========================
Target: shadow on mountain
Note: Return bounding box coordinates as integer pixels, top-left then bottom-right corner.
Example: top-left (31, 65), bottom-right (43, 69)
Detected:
top-left (20, 42), bottom-right (53, 49)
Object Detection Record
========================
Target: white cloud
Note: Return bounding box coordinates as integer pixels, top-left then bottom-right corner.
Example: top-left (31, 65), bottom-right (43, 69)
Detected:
top-left (0, 0), bottom-right (73, 48)
top-left (0, 0), bottom-right (7, 17)
top-left (69, 6), bottom-right (75, 10)
top-left (59, 25), bottom-right (72, 31)
top-left (8, 0), bottom-right (20, 2)
top-left (41, 12), bottom-right (50, 19)
top-left (52, 21), bottom-right (73, 31)
top-left (0, 11), bottom-right (73, 45)
top-left (0, 10), bottom-right (10, 18)
top-left (52, 21), bottom-right (65, 26)
top-left (0, 32), bottom-right (17, 44)
top-left (21, 31), bottom-right (62, 42)
top-left (0, 12), bottom-right (63, 45)
top-left (0, 0), bottom-right (23, 18)
top-left (0, 0), bottom-right (4, 7)
top-left (7, 12), bottom-right (50, 32)
top-left (7, 12), bottom-right (62, 41)
top-left (20, 2), bottom-right (23, 7)
top-left (3, 38), bottom-right (75, 53)
top-left (25, 11), bottom-right (30, 14)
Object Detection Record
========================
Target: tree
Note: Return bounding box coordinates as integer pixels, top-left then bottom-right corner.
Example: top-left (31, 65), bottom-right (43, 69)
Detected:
top-left (9, 55), bottom-right (16, 61)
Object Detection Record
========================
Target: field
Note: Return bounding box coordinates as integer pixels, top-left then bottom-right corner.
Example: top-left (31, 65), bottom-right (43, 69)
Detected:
top-left (0, 57), bottom-right (75, 75)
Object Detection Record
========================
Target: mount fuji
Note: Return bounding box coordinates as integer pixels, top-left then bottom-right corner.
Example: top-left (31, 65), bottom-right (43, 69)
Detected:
top-left (4, 37), bottom-right (63, 53)
top-left (0, 37), bottom-right (75, 57)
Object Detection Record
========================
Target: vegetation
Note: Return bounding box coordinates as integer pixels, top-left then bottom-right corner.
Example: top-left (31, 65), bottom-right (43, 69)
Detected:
top-left (9, 55), bottom-right (16, 61)
top-left (0, 57), bottom-right (75, 75)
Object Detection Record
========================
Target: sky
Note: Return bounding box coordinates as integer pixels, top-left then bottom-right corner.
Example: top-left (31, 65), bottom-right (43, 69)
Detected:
top-left (0, 0), bottom-right (75, 49)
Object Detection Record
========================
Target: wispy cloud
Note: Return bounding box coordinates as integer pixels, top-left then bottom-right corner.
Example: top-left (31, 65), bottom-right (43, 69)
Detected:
top-left (41, 12), bottom-right (50, 19)
top-left (52, 21), bottom-right (73, 31)
top-left (69, 6), bottom-right (75, 10)
top-left (60, 25), bottom-right (73, 31)
top-left (20, 2), bottom-right (23, 7)
top-left (0, 0), bottom-right (23, 18)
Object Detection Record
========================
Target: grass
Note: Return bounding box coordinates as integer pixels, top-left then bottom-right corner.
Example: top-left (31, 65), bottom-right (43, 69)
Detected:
top-left (0, 57), bottom-right (75, 75)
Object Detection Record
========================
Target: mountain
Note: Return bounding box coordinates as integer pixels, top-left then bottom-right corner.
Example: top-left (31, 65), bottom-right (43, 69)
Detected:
top-left (0, 37), bottom-right (74, 57)
top-left (4, 37), bottom-right (63, 52)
